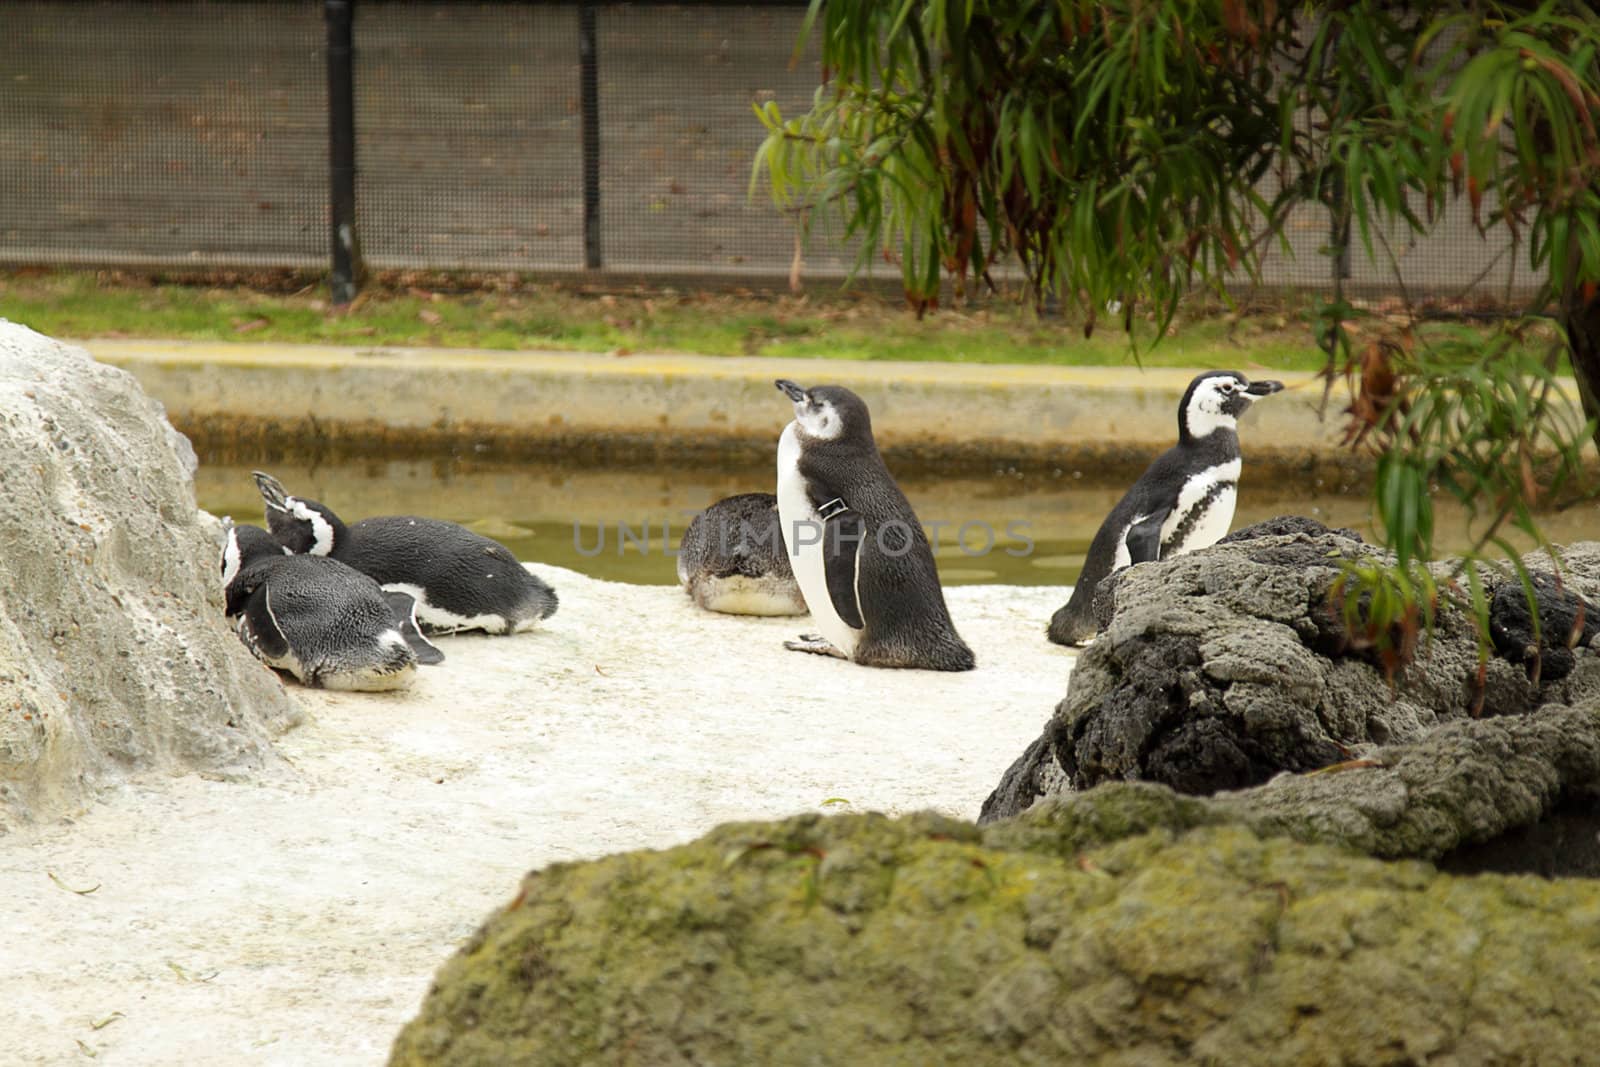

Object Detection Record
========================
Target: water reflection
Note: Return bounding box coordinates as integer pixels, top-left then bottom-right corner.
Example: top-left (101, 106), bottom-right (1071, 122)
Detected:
top-left (195, 458), bottom-right (1597, 587)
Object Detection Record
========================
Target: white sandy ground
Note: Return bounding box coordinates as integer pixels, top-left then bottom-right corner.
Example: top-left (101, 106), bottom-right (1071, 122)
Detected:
top-left (3, 566), bottom-right (1075, 1066)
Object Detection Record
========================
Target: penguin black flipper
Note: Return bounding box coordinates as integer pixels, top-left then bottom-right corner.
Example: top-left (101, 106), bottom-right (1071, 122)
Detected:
top-left (1124, 508), bottom-right (1171, 565)
top-left (238, 585), bottom-right (292, 662)
top-left (820, 503), bottom-right (866, 631)
top-left (1047, 490), bottom-right (1154, 647)
top-left (385, 591), bottom-right (445, 665)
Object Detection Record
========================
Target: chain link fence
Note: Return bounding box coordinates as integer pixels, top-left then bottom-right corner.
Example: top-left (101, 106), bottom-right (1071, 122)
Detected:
top-left (0, 0), bottom-right (1546, 301)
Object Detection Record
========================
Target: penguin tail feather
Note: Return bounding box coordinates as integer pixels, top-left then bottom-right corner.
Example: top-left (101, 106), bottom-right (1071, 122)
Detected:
top-left (519, 567), bottom-right (559, 620)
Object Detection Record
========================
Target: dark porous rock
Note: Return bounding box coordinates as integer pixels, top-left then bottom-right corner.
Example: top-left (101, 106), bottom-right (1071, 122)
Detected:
top-left (393, 767), bottom-right (1600, 1067)
top-left (1065, 525), bottom-right (1396, 798)
top-left (978, 727), bottom-right (1070, 825)
top-left (983, 520), bottom-right (1600, 825)
top-left (1489, 571), bottom-right (1600, 683)
top-left (1090, 516), bottom-right (1365, 634)
top-left (1217, 513), bottom-right (1365, 545)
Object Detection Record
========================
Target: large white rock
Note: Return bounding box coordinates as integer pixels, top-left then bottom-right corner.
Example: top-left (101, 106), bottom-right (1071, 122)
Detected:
top-left (0, 322), bottom-right (300, 824)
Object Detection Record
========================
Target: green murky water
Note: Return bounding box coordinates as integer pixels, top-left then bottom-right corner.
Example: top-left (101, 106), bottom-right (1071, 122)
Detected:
top-left (194, 458), bottom-right (1599, 587)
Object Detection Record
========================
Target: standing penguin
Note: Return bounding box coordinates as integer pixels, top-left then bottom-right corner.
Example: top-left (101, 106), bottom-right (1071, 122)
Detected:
top-left (677, 492), bottom-right (807, 616)
top-left (1047, 370), bottom-right (1283, 647)
top-left (773, 379), bottom-right (975, 671)
top-left (252, 472), bottom-right (559, 635)
top-left (221, 521), bottom-right (444, 691)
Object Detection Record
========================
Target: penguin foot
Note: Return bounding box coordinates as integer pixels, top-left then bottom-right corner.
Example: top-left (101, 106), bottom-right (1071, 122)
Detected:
top-left (784, 634), bottom-right (848, 659)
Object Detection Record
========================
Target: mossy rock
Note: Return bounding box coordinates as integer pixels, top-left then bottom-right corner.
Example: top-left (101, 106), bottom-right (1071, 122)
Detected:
top-left (391, 790), bottom-right (1600, 1066)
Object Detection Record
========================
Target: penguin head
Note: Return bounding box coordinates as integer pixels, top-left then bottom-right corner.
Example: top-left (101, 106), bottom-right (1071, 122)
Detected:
top-left (253, 471), bottom-right (346, 556)
top-left (1179, 371), bottom-right (1283, 442)
top-left (221, 521), bottom-right (289, 607)
top-left (774, 380), bottom-right (873, 445)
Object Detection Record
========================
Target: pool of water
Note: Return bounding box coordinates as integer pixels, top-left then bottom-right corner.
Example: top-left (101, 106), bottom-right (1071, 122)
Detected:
top-left (195, 458), bottom-right (1598, 588)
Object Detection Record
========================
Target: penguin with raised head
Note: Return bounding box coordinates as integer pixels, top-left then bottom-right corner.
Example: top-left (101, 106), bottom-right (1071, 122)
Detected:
top-left (677, 492), bottom-right (807, 616)
top-left (252, 472), bottom-right (559, 635)
top-left (221, 521), bottom-right (444, 691)
top-left (1047, 369), bottom-right (1284, 647)
top-left (773, 379), bottom-right (975, 671)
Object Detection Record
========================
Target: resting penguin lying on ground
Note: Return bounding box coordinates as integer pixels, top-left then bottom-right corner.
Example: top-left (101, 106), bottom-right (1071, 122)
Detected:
top-left (1047, 369), bottom-right (1284, 647)
top-left (252, 471), bottom-right (559, 635)
top-left (773, 379), bottom-right (975, 671)
top-left (221, 521), bottom-right (443, 691)
top-left (677, 492), bottom-right (807, 616)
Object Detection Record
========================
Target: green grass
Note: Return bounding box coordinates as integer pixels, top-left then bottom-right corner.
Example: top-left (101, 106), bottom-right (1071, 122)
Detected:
top-left (0, 268), bottom-right (1497, 374)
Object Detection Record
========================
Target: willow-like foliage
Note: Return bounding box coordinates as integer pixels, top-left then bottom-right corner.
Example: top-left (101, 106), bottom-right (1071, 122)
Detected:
top-left (756, 1), bottom-right (1600, 669)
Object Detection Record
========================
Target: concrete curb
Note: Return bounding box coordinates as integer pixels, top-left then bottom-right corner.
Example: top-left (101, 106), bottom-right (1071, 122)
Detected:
top-left (79, 338), bottom-right (1578, 479)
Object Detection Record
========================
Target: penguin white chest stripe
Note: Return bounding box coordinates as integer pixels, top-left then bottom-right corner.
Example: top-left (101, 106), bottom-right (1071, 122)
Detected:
top-left (261, 584), bottom-right (283, 648)
top-left (221, 534), bottom-right (243, 588)
top-left (776, 422), bottom-right (862, 657)
top-left (1160, 458), bottom-right (1241, 555)
top-left (853, 531), bottom-right (863, 629)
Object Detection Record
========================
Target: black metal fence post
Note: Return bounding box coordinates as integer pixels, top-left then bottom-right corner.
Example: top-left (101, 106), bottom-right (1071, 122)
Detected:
top-left (579, 3), bottom-right (602, 270)
top-left (325, 0), bottom-right (362, 303)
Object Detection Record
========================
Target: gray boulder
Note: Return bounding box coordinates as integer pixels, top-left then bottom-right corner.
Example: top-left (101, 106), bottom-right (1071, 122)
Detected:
top-left (0, 322), bottom-right (300, 825)
top-left (981, 519), bottom-right (1600, 823)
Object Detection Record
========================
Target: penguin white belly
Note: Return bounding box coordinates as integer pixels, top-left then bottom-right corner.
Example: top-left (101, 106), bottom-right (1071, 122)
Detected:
top-left (691, 575), bottom-right (808, 616)
top-left (320, 629), bottom-right (418, 692)
top-left (777, 423), bottom-right (862, 657)
top-left (1160, 458), bottom-right (1242, 556)
top-left (381, 581), bottom-right (522, 634)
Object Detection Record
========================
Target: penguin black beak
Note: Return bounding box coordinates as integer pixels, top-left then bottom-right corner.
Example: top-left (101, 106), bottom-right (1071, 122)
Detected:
top-left (1245, 380), bottom-right (1284, 397)
top-left (774, 379), bottom-right (807, 403)
top-left (252, 471), bottom-right (290, 510)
